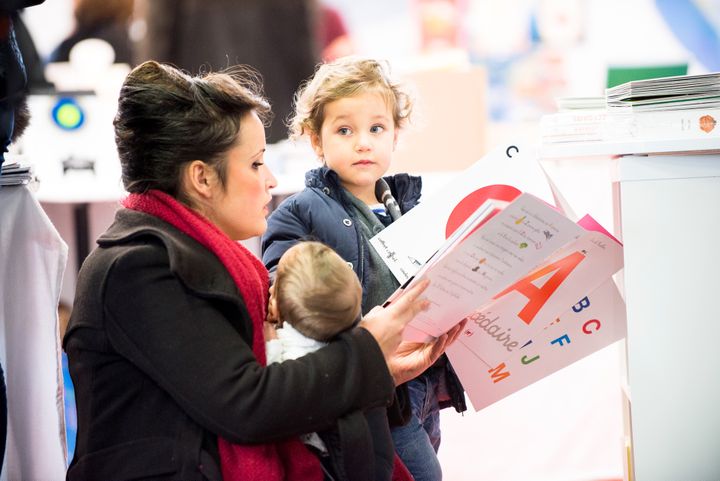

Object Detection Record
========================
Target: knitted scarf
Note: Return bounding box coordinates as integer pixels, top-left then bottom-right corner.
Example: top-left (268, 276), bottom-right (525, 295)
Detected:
top-left (123, 190), bottom-right (322, 481)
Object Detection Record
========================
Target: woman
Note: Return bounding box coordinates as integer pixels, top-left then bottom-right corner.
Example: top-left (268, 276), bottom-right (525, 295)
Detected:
top-left (63, 60), bottom-right (462, 481)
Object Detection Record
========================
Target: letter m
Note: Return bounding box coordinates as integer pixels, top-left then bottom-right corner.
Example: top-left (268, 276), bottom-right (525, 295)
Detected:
top-left (488, 363), bottom-right (511, 384)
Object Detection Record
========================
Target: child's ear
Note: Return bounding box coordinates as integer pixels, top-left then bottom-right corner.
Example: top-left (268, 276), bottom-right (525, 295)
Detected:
top-left (310, 132), bottom-right (324, 159)
top-left (393, 128), bottom-right (399, 151)
top-left (267, 284), bottom-right (279, 323)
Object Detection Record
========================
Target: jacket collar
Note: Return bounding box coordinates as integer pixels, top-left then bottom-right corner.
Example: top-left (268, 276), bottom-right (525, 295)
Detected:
top-left (98, 209), bottom-right (241, 302)
top-left (304, 166), bottom-right (423, 213)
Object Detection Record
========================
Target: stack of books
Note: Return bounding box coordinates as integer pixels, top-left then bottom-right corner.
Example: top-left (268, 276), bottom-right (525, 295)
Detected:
top-left (0, 160), bottom-right (35, 186)
top-left (540, 72), bottom-right (720, 154)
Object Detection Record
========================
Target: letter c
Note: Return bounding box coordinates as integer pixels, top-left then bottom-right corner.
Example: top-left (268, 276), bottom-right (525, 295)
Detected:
top-left (582, 319), bottom-right (601, 334)
top-left (506, 145), bottom-right (519, 158)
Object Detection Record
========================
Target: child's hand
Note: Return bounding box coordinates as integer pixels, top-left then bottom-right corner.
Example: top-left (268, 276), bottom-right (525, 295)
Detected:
top-left (263, 321), bottom-right (278, 341)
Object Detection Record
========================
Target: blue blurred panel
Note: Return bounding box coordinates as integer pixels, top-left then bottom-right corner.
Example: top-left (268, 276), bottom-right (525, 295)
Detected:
top-left (655, 0), bottom-right (720, 71)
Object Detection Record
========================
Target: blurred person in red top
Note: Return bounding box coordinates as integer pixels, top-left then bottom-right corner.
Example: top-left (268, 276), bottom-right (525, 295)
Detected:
top-left (317, 4), bottom-right (354, 61)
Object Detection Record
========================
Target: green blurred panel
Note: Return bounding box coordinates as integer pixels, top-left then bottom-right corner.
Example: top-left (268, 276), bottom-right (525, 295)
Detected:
top-left (606, 64), bottom-right (688, 88)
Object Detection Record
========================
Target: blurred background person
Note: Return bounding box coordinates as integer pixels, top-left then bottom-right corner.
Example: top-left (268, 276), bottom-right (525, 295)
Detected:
top-left (317, 3), bottom-right (355, 61)
top-left (48, 0), bottom-right (134, 65)
top-left (133, 0), bottom-right (318, 144)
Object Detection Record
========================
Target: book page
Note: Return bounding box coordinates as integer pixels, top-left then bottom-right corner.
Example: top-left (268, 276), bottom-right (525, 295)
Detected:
top-left (448, 278), bottom-right (626, 411)
top-left (455, 227), bottom-right (624, 367)
top-left (404, 192), bottom-right (585, 339)
top-left (370, 143), bottom-right (554, 284)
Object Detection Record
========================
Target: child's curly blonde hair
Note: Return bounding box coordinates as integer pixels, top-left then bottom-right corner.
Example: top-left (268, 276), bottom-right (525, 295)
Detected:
top-left (288, 56), bottom-right (413, 139)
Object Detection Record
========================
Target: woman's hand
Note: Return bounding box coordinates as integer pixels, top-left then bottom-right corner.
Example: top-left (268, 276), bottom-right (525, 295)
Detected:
top-left (359, 279), bottom-right (430, 359)
top-left (388, 318), bottom-right (467, 386)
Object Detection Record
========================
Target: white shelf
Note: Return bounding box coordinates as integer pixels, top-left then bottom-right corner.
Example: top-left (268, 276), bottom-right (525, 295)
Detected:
top-left (540, 136), bottom-right (720, 158)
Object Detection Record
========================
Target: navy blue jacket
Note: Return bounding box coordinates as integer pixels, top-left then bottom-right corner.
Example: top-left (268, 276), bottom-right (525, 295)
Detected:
top-left (263, 167), bottom-right (421, 305)
top-left (262, 167), bottom-right (467, 415)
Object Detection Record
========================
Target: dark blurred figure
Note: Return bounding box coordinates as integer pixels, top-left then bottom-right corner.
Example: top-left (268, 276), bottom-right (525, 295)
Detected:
top-left (0, 2), bottom-right (46, 471)
top-left (1, 0), bottom-right (44, 171)
top-left (134, 0), bottom-right (319, 143)
top-left (49, 0), bottom-right (134, 65)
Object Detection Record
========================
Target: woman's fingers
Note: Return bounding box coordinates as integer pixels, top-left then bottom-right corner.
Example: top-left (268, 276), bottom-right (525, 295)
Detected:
top-left (445, 317), bottom-right (468, 346)
top-left (359, 279), bottom-right (430, 360)
top-left (386, 279), bottom-right (430, 326)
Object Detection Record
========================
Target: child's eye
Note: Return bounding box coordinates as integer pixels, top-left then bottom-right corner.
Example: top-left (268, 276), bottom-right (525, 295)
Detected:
top-left (338, 127), bottom-right (352, 135)
top-left (370, 125), bottom-right (385, 134)
top-left (252, 161), bottom-right (264, 170)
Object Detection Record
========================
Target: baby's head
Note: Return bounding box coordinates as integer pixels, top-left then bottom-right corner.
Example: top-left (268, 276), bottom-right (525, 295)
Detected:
top-left (268, 241), bottom-right (362, 342)
top-left (290, 56), bottom-right (414, 202)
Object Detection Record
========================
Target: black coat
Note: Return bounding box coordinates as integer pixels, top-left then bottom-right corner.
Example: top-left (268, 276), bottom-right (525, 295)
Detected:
top-left (63, 209), bottom-right (395, 481)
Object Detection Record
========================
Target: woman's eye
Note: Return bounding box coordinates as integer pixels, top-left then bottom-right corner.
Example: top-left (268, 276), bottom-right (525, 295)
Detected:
top-left (370, 125), bottom-right (385, 134)
top-left (252, 161), bottom-right (264, 169)
top-left (338, 127), bottom-right (351, 135)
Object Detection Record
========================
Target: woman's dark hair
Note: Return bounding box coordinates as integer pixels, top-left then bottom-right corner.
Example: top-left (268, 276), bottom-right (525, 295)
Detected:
top-left (114, 60), bottom-right (271, 201)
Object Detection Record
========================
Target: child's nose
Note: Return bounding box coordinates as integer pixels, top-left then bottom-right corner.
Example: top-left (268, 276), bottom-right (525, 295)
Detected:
top-left (355, 133), bottom-right (371, 151)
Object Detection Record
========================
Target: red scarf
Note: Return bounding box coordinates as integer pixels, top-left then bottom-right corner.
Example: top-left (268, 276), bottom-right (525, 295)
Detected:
top-left (123, 190), bottom-right (322, 481)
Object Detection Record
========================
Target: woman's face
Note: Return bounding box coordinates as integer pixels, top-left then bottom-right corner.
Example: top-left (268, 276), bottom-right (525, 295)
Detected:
top-left (209, 111), bottom-right (277, 240)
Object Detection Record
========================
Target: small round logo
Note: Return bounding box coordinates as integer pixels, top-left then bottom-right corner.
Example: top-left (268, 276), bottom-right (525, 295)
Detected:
top-left (52, 97), bottom-right (85, 130)
top-left (699, 114), bottom-right (716, 134)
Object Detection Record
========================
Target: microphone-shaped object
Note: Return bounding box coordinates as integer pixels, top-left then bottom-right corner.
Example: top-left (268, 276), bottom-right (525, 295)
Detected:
top-left (375, 178), bottom-right (402, 221)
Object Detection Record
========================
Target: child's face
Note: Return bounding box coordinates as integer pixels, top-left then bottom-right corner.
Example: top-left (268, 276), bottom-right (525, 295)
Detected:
top-left (311, 91), bottom-right (398, 203)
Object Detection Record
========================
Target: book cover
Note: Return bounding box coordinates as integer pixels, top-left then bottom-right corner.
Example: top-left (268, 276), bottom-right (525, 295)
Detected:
top-left (541, 108), bottom-right (720, 144)
top-left (371, 147), bottom-right (626, 411)
top-left (370, 143), bottom-right (553, 284)
top-left (448, 278), bottom-right (626, 411)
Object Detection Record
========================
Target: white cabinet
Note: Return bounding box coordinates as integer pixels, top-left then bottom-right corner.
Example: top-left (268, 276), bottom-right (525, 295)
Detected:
top-left (617, 154), bottom-right (720, 481)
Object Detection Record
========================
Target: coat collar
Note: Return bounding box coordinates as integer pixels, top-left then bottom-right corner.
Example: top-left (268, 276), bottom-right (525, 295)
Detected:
top-left (304, 166), bottom-right (423, 213)
top-left (98, 209), bottom-right (241, 302)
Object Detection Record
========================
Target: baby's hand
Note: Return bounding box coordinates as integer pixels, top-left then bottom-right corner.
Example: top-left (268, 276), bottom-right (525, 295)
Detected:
top-left (263, 321), bottom-right (278, 341)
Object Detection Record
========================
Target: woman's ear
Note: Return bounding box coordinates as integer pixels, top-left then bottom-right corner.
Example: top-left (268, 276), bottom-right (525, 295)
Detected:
top-left (183, 160), bottom-right (215, 199)
top-left (310, 132), bottom-right (324, 160)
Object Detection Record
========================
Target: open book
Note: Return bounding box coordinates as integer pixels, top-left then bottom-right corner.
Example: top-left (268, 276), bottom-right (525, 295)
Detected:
top-left (371, 153), bottom-right (625, 411)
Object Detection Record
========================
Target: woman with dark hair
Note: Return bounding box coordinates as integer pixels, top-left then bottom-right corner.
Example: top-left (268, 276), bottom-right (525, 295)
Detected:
top-left (63, 60), bottom-right (461, 481)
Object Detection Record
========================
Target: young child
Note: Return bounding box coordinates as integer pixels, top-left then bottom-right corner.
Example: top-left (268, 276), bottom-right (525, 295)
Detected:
top-left (265, 240), bottom-right (362, 361)
top-left (263, 240), bottom-right (409, 481)
top-left (262, 56), bottom-right (466, 481)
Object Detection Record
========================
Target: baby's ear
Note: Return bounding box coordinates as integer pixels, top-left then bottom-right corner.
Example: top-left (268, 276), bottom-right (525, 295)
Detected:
top-left (266, 284), bottom-right (279, 323)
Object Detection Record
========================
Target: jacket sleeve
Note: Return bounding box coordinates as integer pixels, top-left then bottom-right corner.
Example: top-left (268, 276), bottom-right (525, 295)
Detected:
top-left (102, 242), bottom-right (395, 444)
top-left (261, 196), bottom-right (312, 276)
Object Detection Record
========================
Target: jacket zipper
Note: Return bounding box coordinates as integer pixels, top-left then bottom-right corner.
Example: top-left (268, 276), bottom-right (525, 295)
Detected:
top-left (356, 222), bottom-right (365, 281)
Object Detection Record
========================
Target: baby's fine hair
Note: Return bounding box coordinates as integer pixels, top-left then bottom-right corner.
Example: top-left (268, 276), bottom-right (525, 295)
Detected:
top-left (289, 56), bottom-right (413, 139)
top-left (275, 241), bottom-right (362, 342)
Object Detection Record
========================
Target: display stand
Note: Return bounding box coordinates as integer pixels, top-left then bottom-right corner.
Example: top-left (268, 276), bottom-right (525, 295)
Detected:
top-left (540, 138), bottom-right (720, 481)
top-left (616, 153), bottom-right (720, 481)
